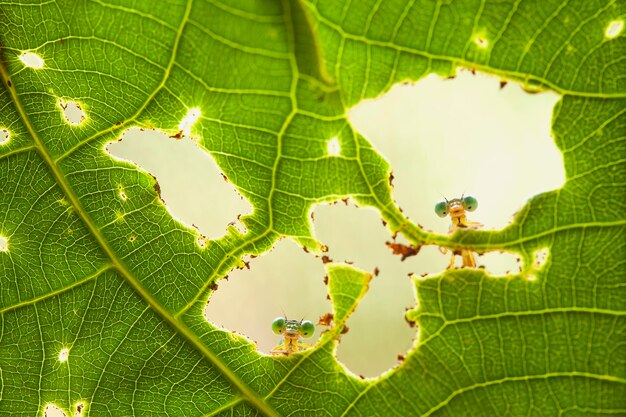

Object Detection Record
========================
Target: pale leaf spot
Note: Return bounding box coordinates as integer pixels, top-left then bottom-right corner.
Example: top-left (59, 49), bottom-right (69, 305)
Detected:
top-left (178, 107), bottom-right (201, 135)
top-left (58, 348), bottom-right (69, 362)
top-left (0, 235), bottom-right (8, 252)
top-left (19, 51), bottom-right (44, 69)
top-left (107, 127), bottom-right (252, 239)
top-left (605, 19), bottom-right (624, 39)
top-left (327, 136), bottom-right (341, 156)
top-left (474, 36), bottom-right (489, 48)
top-left (0, 128), bottom-right (9, 145)
top-left (197, 236), bottom-right (208, 248)
top-left (533, 247), bottom-right (549, 269)
top-left (118, 185), bottom-right (128, 201)
top-left (74, 402), bottom-right (85, 417)
top-left (349, 70), bottom-right (564, 234)
top-left (58, 100), bottom-right (86, 125)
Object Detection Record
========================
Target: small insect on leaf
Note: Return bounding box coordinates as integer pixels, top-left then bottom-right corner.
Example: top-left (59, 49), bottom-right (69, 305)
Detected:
top-left (300, 321), bottom-right (315, 338)
top-left (436, 195), bottom-right (483, 268)
top-left (271, 317), bottom-right (286, 335)
top-left (270, 317), bottom-right (315, 355)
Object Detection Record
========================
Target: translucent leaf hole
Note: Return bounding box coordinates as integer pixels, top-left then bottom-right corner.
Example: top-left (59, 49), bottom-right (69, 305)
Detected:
top-left (312, 202), bottom-right (417, 377)
top-left (19, 51), bottom-right (44, 69)
top-left (44, 404), bottom-right (67, 417)
top-left (106, 127), bottom-right (252, 239)
top-left (0, 128), bottom-right (9, 145)
top-left (0, 235), bottom-right (8, 252)
top-left (58, 100), bottom-right (86, 125)
top-left (327, 136), bottom-right (341, 156)
top-left (196, 235), bottom-right (208, 248)
top-left (605, 19), bottom-right (624, 38)
top-left (58, 348), bottom-right (69, 362)
top-left (179, 107), bottom-right (201, 135)
top-left (204, 239), bottom-right (331, 355)
top-left (349, 70), bottom-right (565, 274)
top-left (533, 247), bottom-right (549, 269)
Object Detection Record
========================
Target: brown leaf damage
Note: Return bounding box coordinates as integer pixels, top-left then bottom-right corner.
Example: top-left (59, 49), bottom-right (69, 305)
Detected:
top-left (386, 242), bottom-right (420, 261)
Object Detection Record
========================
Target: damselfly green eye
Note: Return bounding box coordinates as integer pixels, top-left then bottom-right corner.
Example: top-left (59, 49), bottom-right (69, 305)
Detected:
top-left (300, 321), bottom-right (315, 338)
top-left (272, 317), bottom-right (286, 334)
top-left (434, 201), bottom-right (448, 217)
top-left (462, 196), bottom-right (478, 211)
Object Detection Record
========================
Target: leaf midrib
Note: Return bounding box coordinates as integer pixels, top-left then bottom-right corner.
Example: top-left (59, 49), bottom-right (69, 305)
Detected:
top-left (0, 2), bottom-right (280, 415)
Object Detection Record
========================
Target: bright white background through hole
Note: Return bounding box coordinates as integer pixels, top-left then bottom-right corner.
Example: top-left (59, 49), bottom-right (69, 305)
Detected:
top-left (314, 203), bottom-right (422, 377)
top-left (605, 19), bottom-right (624, 38)
top-left (204, 239), bottom-right (331, 354)
top-left (59, 101), bottom-right (86, 125)
top-left (350, 70), bottom-right (564, 235)
top-left (348, 71), bottom-right (564, 281)
top-left (0, 129), bottom-right (9, 145)
top-left (106, 71), bottom-right (565, 377)
top-left (19, 52), bottom-right (44, 68)
top-left (58, 348), bottom-right (69, 362)
top-left (44, 404), bottom-right (66, 417)
top-left (107, 128), bottom-right (252, 239)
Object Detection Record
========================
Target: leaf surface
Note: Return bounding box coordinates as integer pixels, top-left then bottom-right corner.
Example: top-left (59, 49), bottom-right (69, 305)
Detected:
top-left (0, 0), bottom-right (624, 416)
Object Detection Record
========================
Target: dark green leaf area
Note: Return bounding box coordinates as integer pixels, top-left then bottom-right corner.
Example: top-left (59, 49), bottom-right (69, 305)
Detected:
top-left (0, 271), bottom-right (239, 416)
top-left (0, 151), bottom-right (107, 311)
top-left (307, 0), bottom-right (626, 104)
top-left (399, 269), bottom-right (626, 417)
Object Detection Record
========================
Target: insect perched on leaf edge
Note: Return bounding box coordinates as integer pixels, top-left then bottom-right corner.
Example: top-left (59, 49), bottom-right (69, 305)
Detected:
top-left (270, 317), bottom-right (315, 355)
top-left (435, 195), bottom-right (483, 268)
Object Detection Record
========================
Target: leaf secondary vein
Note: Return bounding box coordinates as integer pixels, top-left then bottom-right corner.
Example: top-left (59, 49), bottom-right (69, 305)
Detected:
top-left (304, 2), bottom-right (626, 99)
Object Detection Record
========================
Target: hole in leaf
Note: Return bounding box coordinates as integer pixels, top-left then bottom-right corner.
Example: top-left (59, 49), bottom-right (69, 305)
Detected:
top-left (605, 19), bottom-right (624, 39)
top-left (196, 235), bottom-right (208, 248)
top-left (313, 203), bottom-right (417, 377)
top-left (349, 70), bottom-right (564, 234)
top-left (19, 51), bottom-right (44, 69)
top-left (44, 404), bottom-right (67, 417)
top-left (58, 100), bottom-right (86, 125)
top-left (327, 136), bottom-right (341, 156)
top-left (58, 348), bottom-right (69, 362)
top-left (0, 128), bottom-right (9, 145)
top-left (476, 251), bottom-right (521, 275)
top-left (204, 239), bottom-right (330, 355)
top-left (349, 71), bottom-right (564, 275)
top-left (179, 107), bottom-right (201, 135)
top-left (0, 235), bottom-right (8, 252)
top-left (106, 127), bottom-right (252, 239)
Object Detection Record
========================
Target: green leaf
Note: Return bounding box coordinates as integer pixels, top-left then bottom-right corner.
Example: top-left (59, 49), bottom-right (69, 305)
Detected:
top-left (1, 0), bottom-right (624, 416)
